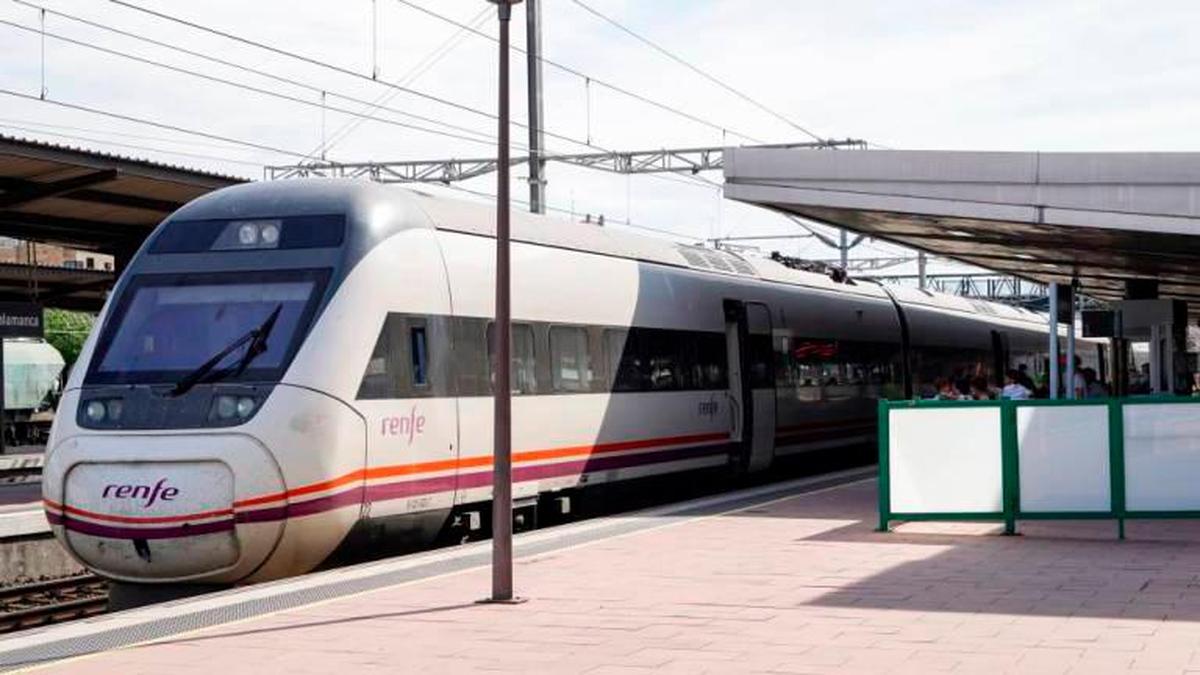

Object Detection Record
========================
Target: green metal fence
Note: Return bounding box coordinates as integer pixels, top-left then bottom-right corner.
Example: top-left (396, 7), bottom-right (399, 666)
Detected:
top-left (877, 396), bottom-right (1200, 538)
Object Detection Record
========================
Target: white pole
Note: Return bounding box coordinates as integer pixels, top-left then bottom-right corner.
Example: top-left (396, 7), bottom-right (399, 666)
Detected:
top-left (1065, 283), bottom-right (1077, 399)
top-left (1049, 282), bottom-right (1060, 400)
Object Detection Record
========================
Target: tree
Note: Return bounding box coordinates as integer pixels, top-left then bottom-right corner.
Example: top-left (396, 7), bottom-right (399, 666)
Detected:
top-left (43, 309), bottom-right (96, 369)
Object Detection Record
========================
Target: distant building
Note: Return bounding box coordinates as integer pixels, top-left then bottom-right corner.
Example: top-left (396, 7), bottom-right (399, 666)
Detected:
top-left (0, 238), bottom-right (113, 271)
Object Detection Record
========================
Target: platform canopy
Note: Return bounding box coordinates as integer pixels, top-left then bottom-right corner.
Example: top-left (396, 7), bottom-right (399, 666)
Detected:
top-left (0, 263), bottom-right (114, 311)
top-left (0, 134), bottom-right (243, 310)
top-left (723, 149), bottom-right (1200, 312)
top-left (0, 134), bottom-right (241, 253)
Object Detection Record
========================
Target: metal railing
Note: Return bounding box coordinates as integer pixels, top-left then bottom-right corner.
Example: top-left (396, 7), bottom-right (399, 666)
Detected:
top-left (877, 397), bottom-right (1200, 538)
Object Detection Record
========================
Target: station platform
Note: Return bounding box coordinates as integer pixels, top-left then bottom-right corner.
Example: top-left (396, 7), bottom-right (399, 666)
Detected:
top-left (7, 466), bottom-right (1200, 674)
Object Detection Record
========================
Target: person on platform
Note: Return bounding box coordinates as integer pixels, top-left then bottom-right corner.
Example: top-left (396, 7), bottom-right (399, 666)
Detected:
top-left (933, 377), bottom-right (961, 400)
top-left (1083, 368), bottom-right (1109, 398)
top-left (1016, 363), bottom-right (1036, 392)
top-left (1072, 356), bottom-right (1087, 399)
top-left (969, 376), bottom-right (993, 400)
top-left (1001, 369), bottom-right (1032, 400)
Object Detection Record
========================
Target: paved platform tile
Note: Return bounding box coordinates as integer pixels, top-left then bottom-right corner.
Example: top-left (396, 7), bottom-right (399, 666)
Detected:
top-left (28, 477), bottom-right (1200, 674)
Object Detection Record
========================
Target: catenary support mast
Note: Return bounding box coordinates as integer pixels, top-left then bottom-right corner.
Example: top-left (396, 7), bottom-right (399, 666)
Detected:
top-left (525, 0), bottom-right (546, 214)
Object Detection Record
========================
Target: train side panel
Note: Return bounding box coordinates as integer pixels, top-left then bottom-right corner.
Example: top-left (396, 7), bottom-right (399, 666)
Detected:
top-left (438, 231), bottom-right (733, 505)
top-left (278, 227), bottom-right (457, 549)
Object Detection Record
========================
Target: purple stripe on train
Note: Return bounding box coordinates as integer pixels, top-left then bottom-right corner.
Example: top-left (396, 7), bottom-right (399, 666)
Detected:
top-left (51, 440), bottom-right (732, 539)
top-left (48, 511), bottom-right (235, 540)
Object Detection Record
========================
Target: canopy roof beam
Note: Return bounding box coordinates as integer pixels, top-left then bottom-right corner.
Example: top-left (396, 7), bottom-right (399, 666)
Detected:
top-left (0, 169), bottom-right (118, 209)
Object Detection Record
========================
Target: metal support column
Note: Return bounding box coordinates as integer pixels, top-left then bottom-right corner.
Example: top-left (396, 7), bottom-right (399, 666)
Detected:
top-left (525, 0), bottom-right (546, 214)
top-left (1066, 281), bottom-right (1077, 399)
top-left (1049, 282), bottom-right (1060, 399)
top-left (486, 0), bottom-right (522, 605)
top-left (917, 252), bottom-right (927, 290)
top-left (839, 229), bottom-right (848, 269)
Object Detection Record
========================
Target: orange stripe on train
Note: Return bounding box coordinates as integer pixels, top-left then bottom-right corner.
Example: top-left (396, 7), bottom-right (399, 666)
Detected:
top-left (235, 430), bottom-right (727, 508)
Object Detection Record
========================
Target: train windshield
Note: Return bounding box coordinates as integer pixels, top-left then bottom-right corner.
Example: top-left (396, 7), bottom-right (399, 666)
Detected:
top-left (87, 269), bottom-right (328, 385)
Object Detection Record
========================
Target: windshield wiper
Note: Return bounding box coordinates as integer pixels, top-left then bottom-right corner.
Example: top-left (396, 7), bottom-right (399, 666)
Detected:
top-left (168, 304), bottom-right (283, 397)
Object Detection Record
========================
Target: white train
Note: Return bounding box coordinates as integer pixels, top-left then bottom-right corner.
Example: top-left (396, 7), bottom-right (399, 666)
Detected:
top-left (43, 179), bottom-right (1098, 585)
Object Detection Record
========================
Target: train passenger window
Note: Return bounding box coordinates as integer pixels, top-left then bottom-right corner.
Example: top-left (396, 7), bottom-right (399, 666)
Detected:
top-left (604, 329), bottom-right (644, 392)
top-left (550, 326), bottom-right (592, 392)
top-left (644, 330), bottom-right (682, 390)
top-left (357, 314), bottom-right (439, 399)
top-left (486, 322), bottom-right (537, 394)
top-left (358, 350), bottom-right (390, 398)
top-left (695, 332), bottom-right (728, 389)
top-left (358, 314), bottom-right (407, 399)
top-left (747, 334), bottom-right (775, 389)
top-left (775, 336), bottom-right (903, 400)
top-left (410, 327), bottom-right (428, 387)
top-left (605, 328), bottom-right (727, 392)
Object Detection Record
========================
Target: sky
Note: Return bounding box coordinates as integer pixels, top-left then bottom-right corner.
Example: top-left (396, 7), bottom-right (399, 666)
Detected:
top-left (1, 0), bottom-right (1198, 271)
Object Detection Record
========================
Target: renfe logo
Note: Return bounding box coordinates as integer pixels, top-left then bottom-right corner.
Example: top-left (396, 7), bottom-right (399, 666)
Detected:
top-left (381, 405), bottom-right (426, 445)
top-left (102, 479), bottom-right (180, 508)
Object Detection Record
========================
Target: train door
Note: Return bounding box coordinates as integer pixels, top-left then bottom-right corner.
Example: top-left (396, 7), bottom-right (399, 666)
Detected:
top-left (745, 302), bottom-right (776, 472)
top-left (724, 302), bottom-right (746, 458)
top-left (723, 300), bottom-right (776, 474)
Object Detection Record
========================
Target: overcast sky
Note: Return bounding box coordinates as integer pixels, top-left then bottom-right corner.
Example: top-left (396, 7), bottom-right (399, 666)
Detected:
top-left (1, 0), bottom-right (1198, 269)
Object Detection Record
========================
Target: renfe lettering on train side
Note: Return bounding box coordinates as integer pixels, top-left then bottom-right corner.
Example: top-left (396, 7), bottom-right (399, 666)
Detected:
top-left (381, 406), bottom-right (426, 444)
top-left (102, 478), bottom-right (180, 508)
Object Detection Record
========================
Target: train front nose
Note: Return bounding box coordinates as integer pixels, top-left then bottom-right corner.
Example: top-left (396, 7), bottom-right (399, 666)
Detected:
top-left (44, 432), bottom-right (286, 584)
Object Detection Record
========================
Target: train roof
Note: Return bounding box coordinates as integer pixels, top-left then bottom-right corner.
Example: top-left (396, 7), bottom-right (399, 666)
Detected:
top-left (172, 179), bottom-right (1057, 333)
top-left (407, 188), bottom-right (1053, 331)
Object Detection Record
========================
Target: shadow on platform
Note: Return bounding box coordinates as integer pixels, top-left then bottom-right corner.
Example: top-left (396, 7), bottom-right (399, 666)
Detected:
top-left (728, 479), bottom-right (1200, 622)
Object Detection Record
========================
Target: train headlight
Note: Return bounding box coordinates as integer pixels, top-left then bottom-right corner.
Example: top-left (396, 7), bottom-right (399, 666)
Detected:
top-left (210, 394), bottom-right (259, 423)
top-left (259, 223), bottom-right (280, 245)
top-left (82, 398), bottom-right (124, 426)
top-left (213, 219), bottom-right (283, 250)
top-left (214, 395), bottom-right (238, 420)
top-left (84, 400), bottom-right (107, 422)
top-left (237, 223), bottom-right (259, 246)
top-left (235, 397), bottom-right (256, 418)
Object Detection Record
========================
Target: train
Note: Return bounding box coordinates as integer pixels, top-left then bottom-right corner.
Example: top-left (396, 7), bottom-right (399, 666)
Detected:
top-left (3, 338), bottom-right (65, 446)
top-left (43, 179), bottom-right (1099, 586)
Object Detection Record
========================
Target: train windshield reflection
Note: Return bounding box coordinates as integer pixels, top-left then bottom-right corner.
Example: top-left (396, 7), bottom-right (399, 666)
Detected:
top-left (88, 270), bottom-right (327, 385)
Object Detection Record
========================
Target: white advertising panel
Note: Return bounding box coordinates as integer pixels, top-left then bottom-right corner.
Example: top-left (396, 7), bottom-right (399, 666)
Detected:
top-left (1124, 404), bottom-right (1200, 511)
top-left (1017, 406), bottom-right (1110, 512)
top-left (889, 407), bottom-right (1003, 514)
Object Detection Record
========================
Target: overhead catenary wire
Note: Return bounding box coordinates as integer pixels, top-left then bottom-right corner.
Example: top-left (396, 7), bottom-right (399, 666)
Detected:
top-left (436, 181), bottom-right (700, 242)
top-left (0, 18), bottom-right (504, 150)
top-left (0, 122), bottom-right (267, 168)
top-left (103, 0), bottom-right (602, 152)
top-left (0, 116), bottom-right (261, 151)
top-left (7, 21), bottom-right (720, 196)
top-left (20, 0), bottom-right (680, 166)
top-left (568, 0), bottom-right (824, 143)
top-left (391, 0), bottom-right (767, 145)
top-left (308, 5), bottom-right (492, 159)
top-left (9, 3), bottom-right (505, 149)
top-left (7, 0), bottom-right (730, 207)
top-left (3, 9), bottom-right (721, 195)
top-left (0, 87), bottom-right (312, 159)
top-left (45, 0), bottom-right (732, 195)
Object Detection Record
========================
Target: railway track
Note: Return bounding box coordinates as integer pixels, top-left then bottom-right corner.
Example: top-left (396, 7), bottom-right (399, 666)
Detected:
top-left (0, 575), bottom-right (108, 633)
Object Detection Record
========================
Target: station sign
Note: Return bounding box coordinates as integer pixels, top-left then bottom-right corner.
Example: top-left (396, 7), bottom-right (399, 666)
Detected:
top-left (0, 302), bottom-right (44, 338)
